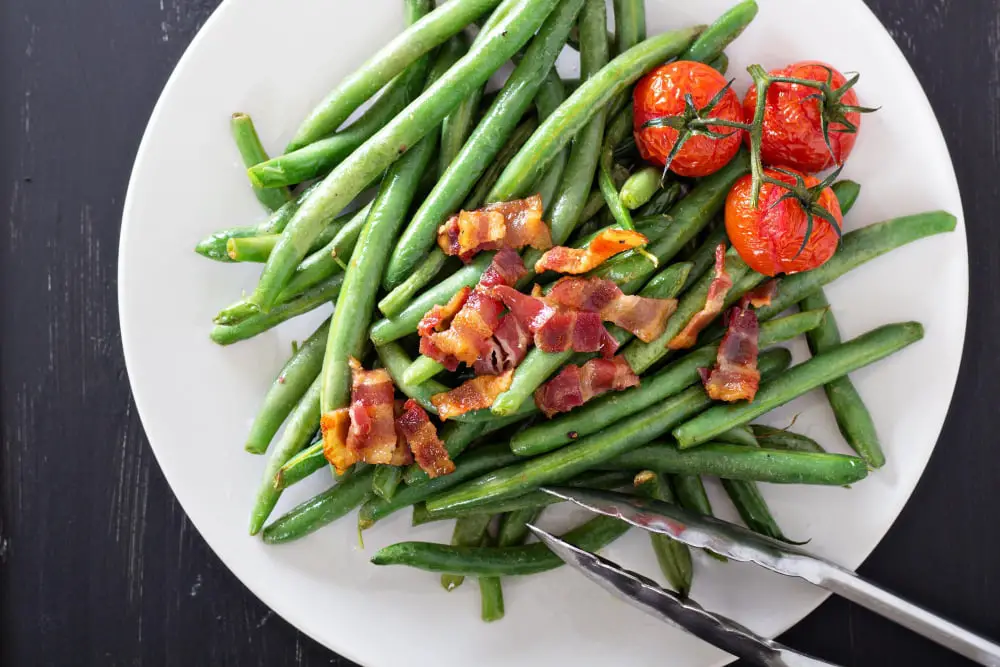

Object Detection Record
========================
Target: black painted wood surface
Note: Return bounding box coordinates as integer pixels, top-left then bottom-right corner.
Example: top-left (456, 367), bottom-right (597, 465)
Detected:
top-left (2, 1), bottom-right (998, 665)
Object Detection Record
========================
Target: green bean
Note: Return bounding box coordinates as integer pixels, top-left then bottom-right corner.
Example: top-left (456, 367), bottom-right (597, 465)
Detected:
top-left (498, 507), bottom-right (541, 552)
top-left (274, 441), bottom-right (327, 490)
top-left (245, 319), bottom-right (329, 455)
top-left (706, 52), bottom-right (729, 75)
top-left (463, 115), bottom-right (540, 211)
top-left (679, 224), bottom-right (729, 292)
top-left (442, 514), bottom-right (493, 590)
top-left (438, 36), bottom-right (483, 180)
top-left (320, 103), bottom-right (441, 415)
top-left (490, 258), bottom-right (690, 417)
top-left (634, 181), bottom-right (681, 218)
top-left (592, 150), bottom-right (749, 291)
top-left (674, 322), bottom-right (924, 448)
top-left (210, 274), bottom-right (343, 345)
top-left (261, 467), bottom-right (375, 544)
top-left (755, 211), bottom-right (956, 321)
top-left (529, 75), bottom-right (571, 215)
top-left (230, 112), bottom-right (292, 210)
top-left (623, 245), bottom-right (751, 374)
top-left (679, 0), bottom-right (758, 64)
top-left (402, 415), bottom-right (528, 487)
top-left (801, 290), bottom-right (884, 467)
top-left (634, 471), bottom-right (692, 596)
top-left (511, 324), bottom-right (804, 455)
top-left (372, 465), bottom-right (403, 501)
top-left (286, 0), bottom-right (500, 150)
top-left (378, 251), bottom-right (451, 318)
top-left (253, 0), bottom-right (559, 313)
top-left (249, 377), bottom-right (322, 535)
top-left (359, 443), bottom-right (521, 526)
top-left (522, 0), bottom-right (612, 256)
top-left (670, 473), bottom-right (726, 561)
top-left (479, 547), bottom-right (506, 621)
top-left (376, 342), bottom-right (449, 412)
top-left (400, 355), bottom-right (445, 387)
top-left (412, 470), bottom-right (635, 524)
top-left (672, 474), bottom-right (712, 515)
top-left (425, 348), bottom-right (792, 514)
top-left (612, 0), bottom-right (646, 54)
top-left (716, 425), bottom-right (758, 447)
top-left (371, 515), bottom-right (629, 576)
top-left (620, 166), bottom-right (661, 210)
top-left (279, 202), bottom-right (372, 297)
top-left (194, 184), bottom-right (318, 262)
top-left (480, 506), bottom-right (540, 614)
top-left (487, 25), bottom-right (702, 202)
top-left (750, 425), bottom-right (825, 454)
top-left (383, 0), bottom-right (585, 290)
top-left (831, 179), bottom-right (861, 214)
top-left (609, 442), bottom-right (868, 486)
top-left (224, 215), bottom-right (347, 263)
top-left (249, 6), bottom-right (437, 189)
top-left (212, 202), bottom-right (371, 326)
top-left (721, 478), bottom-right (793, 541)
top-left (597, 103), bottom-right (635, 231)
top-left (225, 235), bottom-right (280, 263)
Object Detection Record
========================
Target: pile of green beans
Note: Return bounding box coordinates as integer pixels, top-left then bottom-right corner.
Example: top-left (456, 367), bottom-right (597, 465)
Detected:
top-left (189, 0), bottom-right (959, 623)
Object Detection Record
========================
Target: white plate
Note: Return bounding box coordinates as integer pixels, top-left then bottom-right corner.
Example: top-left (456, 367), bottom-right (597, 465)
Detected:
top-left (119, 1), bottom-right (968, 665)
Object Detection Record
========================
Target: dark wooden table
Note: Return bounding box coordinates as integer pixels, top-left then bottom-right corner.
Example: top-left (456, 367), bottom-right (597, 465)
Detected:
top-left (2, 1), bottom-right (998, 665)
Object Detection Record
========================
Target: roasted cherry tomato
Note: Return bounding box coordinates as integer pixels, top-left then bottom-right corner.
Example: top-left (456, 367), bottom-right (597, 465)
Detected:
top-left (633, 61), bottom-right (744, 177)
top-left (725, 168), bottom-right (842, 276)
top-left (743, 61), bottom-right (863, 172)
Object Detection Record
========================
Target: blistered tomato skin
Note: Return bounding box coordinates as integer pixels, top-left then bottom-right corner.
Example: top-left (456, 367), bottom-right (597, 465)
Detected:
top-left (725, 169), bottom-right (842, 277)
top-left (743, 61), bottom-right (861, 173)
top-left (633, 61), bottom-right (745, 178)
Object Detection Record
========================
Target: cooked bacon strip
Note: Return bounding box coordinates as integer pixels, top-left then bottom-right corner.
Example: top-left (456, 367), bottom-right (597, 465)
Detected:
top-left (419, 250), bottom-right (527, 370)
top-left (321, 408), bottom-right (354, 475)
top-left (668, 244), bottom-right (733, 349)
top-left (437, 195), bottom-right (552, 261)
top-left (547, 277), bottom-right (677, 343)
top-left (345, 357), bottom-right (405, 466)
top-left (534, 356), bottom-right (640, 418)
top-left (395, 399), bottom-right (454, 477)
top-left (473, 312), bottom-right (531, 376)
top-left (431, 370), bottom-right (514, 421)
top-left (491, 285), bottom-right (619, 357)
top-left (745, 279), bottom-right (778, 308)
top-left (700, 303), bottom-right (761, 402)
top-left (534, 229), bottom-right (648, 274)
top-left (417, 287), bottom-right (470, 336)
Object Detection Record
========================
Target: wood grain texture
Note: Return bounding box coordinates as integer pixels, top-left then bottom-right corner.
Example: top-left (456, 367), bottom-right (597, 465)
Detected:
top-left (0, 0), bottom-right (997, 665)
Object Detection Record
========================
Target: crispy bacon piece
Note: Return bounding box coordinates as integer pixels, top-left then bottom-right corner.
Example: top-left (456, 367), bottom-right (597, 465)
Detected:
top-left (395, 399), bottom-right (454, 477)
top-left (320, 408), bottom-right (354, 475)
top-left (419, 250), bottom-right (527, 370)
top-left (547, 277), bottom-right (677, 343)
top-left (344, 357), bottom-right (404, 466)
top-left (534, 229), bottom-right (648, 274)
top-left (534, 356), bottom-right (640, 418)
top-left (700, 303), bottom-right (761, 402)
top-left (745, 279), bottom-right (778, 308)
top-left (473, 313), bottom-right (531, 375)
top-left (431, 370), bottom-right (514, 421)
top-left (491, 285), bottom-right (619, 357)
top-left (668, 244), bottom-right (733, 349)
top-left (437, 195), bottom-right (552, 261)
top-left (417, 287), bottom-right (470, 337)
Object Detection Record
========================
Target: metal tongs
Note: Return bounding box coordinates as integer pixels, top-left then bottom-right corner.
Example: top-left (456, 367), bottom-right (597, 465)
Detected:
top-left (528, 487), bottom-right (1000, 667)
